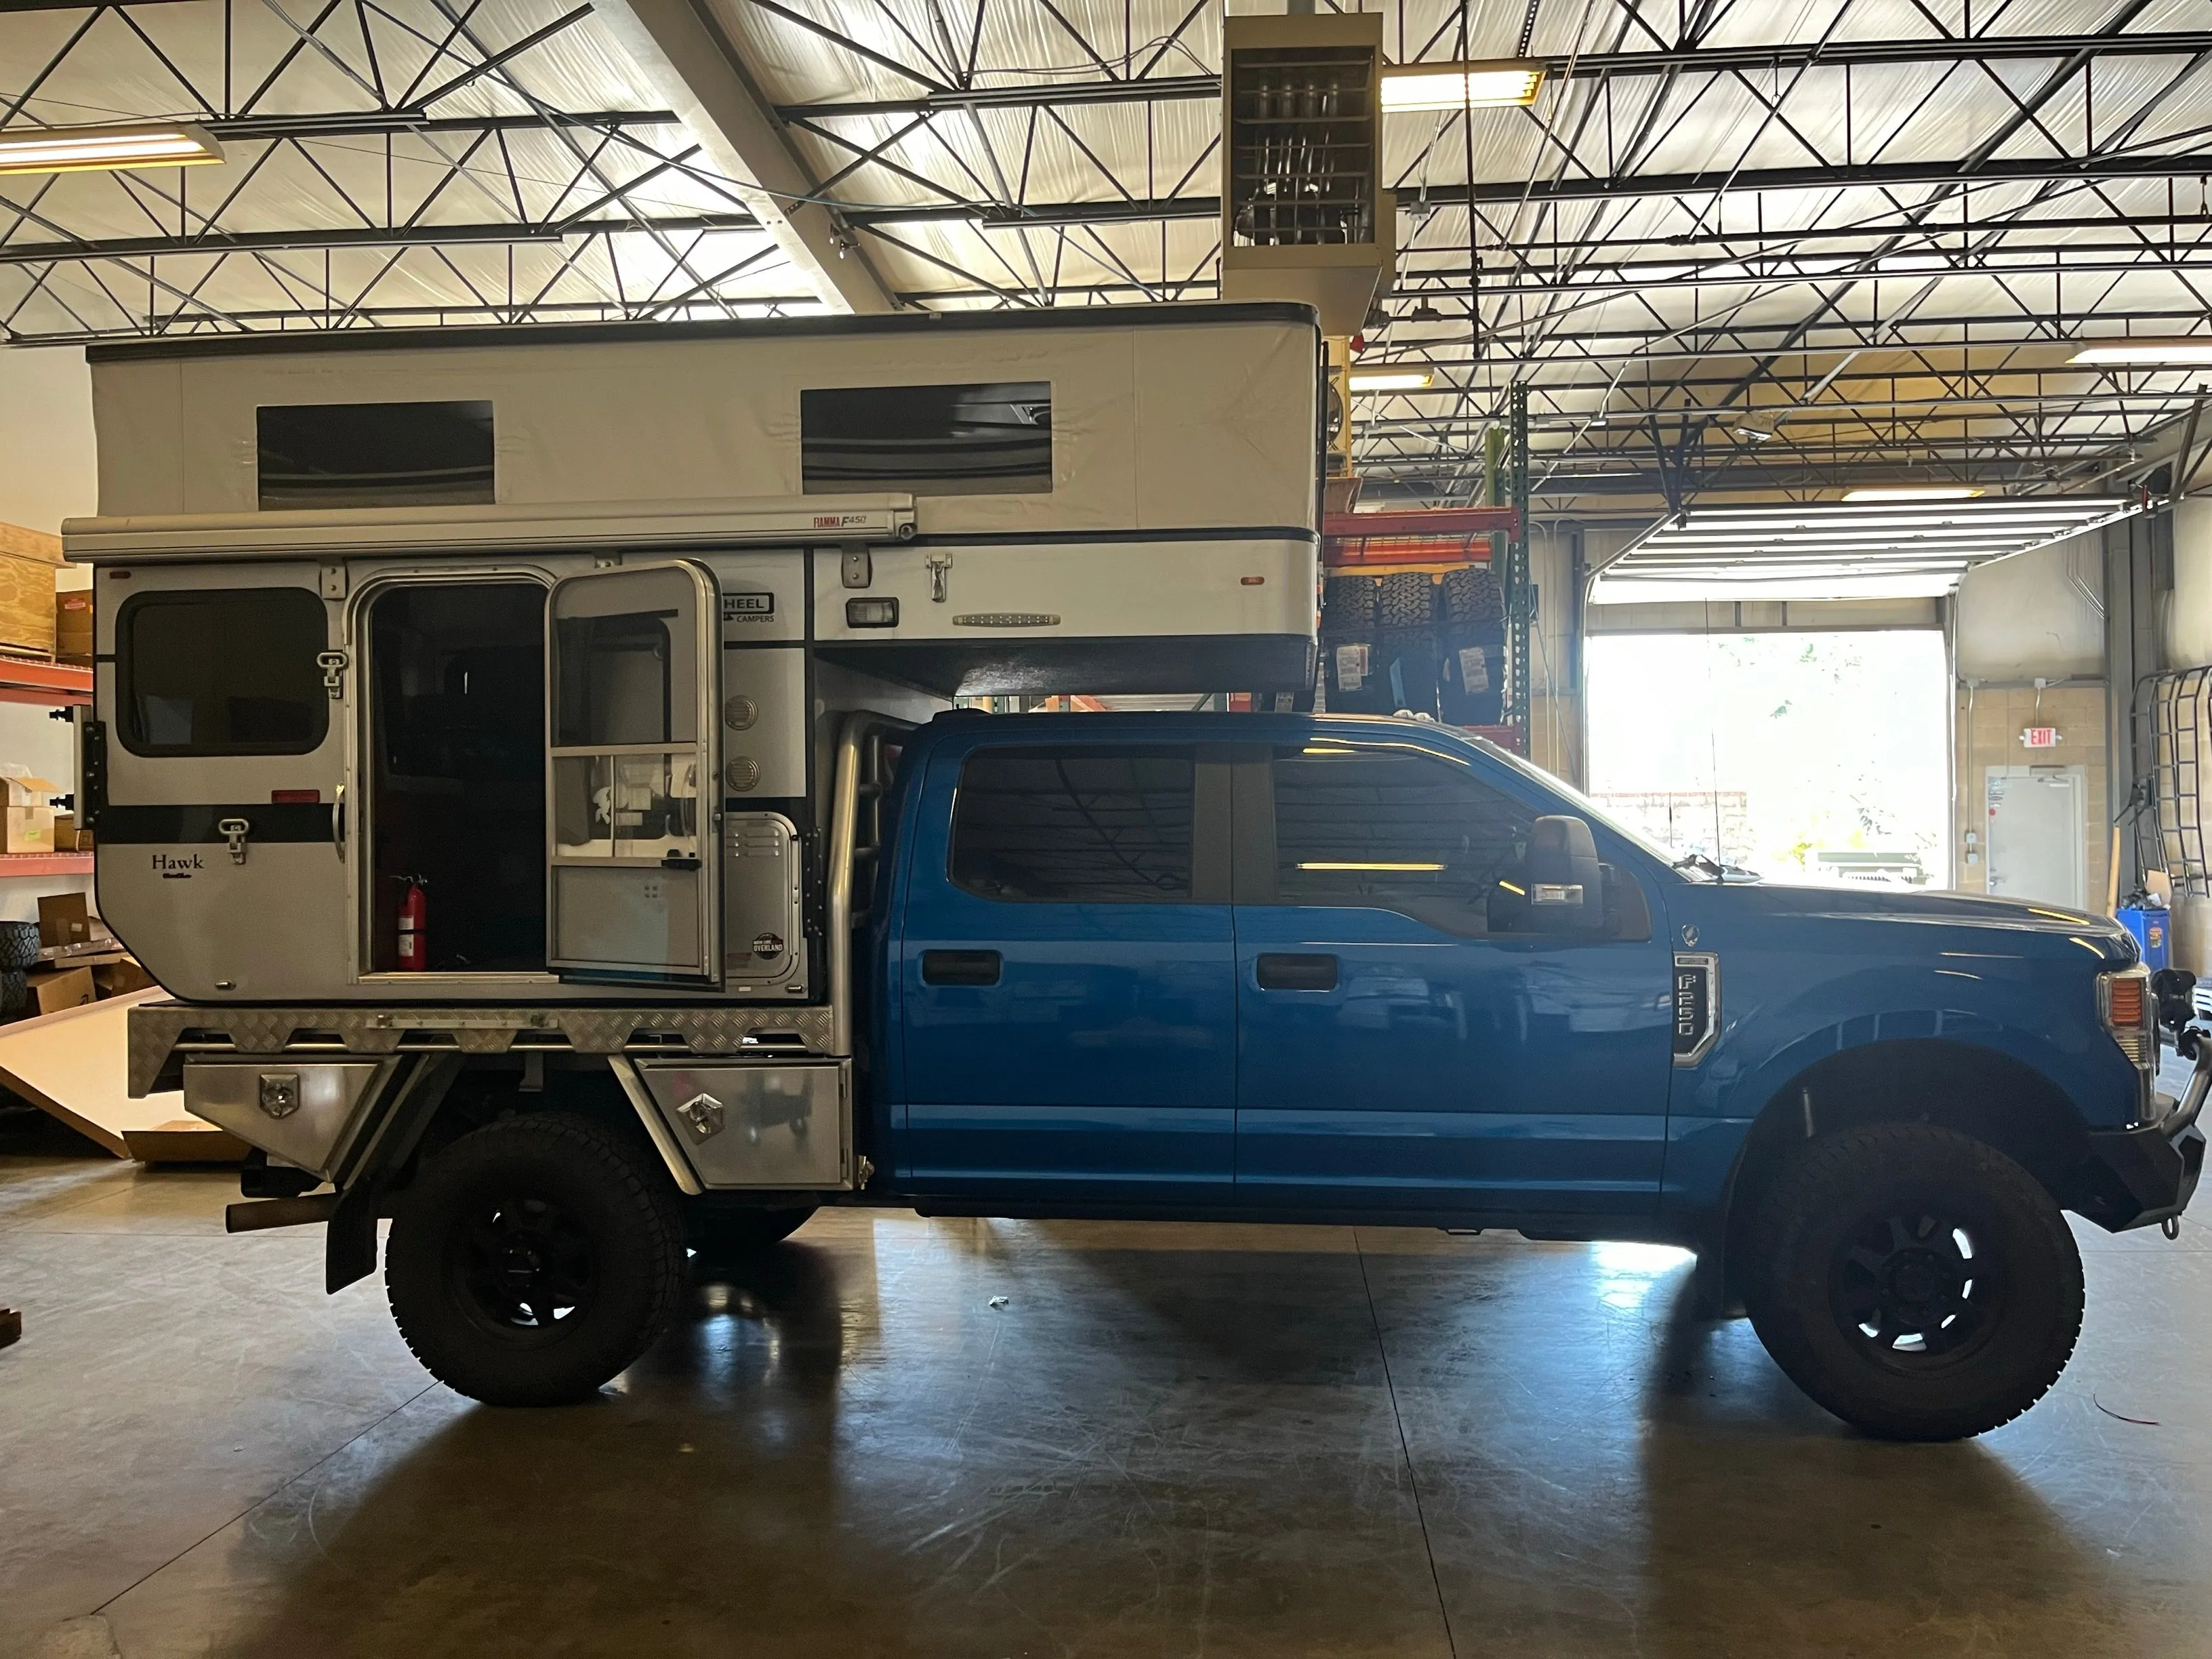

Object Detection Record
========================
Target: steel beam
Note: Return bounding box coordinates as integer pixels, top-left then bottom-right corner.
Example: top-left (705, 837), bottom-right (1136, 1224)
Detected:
top-left (590, 0), bottom-right (897, 312)
top-left (0, 216), bottom-right (762, 265)
top-left (838, 150), bottom-right (2212, 228)
top-left (197, 109), bottom-right (683, 140)
top-left (777, 30), bottom-right (2212, 120)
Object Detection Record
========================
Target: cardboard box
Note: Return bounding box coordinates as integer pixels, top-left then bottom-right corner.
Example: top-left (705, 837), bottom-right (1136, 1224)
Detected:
top-left (0, 523), bottom-right (62, 660)
top-left (55, 590), bottom-right (91, 665)
top-left (1, 775), bottom-right (57, 854)
top-left (52, 813), bottom-right (75, 851)
top-left (37, 892), bottom-right (89, 949)
top-left (3, 807), bottom-right (53, 855)
top-left (24, 966), bottom-right (94, 1015)
top-left (93, 958), bottom-right (155, 998)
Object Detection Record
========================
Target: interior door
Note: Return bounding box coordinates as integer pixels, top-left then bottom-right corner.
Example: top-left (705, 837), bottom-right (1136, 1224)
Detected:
top-left (896, 739), bottom-right (1237, 1197)
top-left (1232, 740), bottom-right (1673, 1217)
top-left (546, 562), bottom-right (720, 986)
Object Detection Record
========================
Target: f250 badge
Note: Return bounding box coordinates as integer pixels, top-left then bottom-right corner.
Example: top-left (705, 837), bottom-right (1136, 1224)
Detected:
top-left (1671, 953), bottom-right (1719, 1066)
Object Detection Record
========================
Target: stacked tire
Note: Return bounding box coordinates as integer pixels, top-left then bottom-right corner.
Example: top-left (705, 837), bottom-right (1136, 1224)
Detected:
top-left (1370, 573), bottom-right (1441, 718)
top-left (1319, 575), bottom-right (1389, 714)
top-left (0, 922), bottom-right (38, 1015)
top-left (1437, 565), bottom-right (1507, 726)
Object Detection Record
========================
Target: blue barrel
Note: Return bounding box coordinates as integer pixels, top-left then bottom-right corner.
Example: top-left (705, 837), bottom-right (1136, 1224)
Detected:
top-left (2118, 904), bottom-right (2171, 970)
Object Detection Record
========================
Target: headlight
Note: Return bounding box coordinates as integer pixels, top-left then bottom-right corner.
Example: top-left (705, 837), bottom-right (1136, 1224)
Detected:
top-left (2100, 967), bottom-right (2156, 1068)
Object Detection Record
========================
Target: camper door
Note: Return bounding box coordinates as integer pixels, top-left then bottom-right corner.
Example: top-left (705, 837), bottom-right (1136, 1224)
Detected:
top-left (546, 562), bottom-right (721, 986)
top-left (94, 566), bottom-right (350, 1000)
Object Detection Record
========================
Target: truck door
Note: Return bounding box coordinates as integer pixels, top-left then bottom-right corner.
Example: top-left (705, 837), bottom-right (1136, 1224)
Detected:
top-left (896, 738), bottom-right (1236, 1196)
top-left (1231, 740), bottom-right (1671, 1218)
top-left (545, 562), bottom-right (720, 986)
top-left (94, 567), bottom-right (350, 1000)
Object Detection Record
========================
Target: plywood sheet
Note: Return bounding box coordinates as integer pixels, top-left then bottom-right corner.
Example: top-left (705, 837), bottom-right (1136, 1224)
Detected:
top-left (0, 989), bottom-right (190, 1160)
top-left (0, 549), bottom-right (56, 657)
top-left (0, 522), bottom-right (62, 565)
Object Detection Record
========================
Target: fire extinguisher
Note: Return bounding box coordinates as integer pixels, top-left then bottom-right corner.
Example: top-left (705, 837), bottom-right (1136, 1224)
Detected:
top-left (394, 875), bottom-right (428, 972)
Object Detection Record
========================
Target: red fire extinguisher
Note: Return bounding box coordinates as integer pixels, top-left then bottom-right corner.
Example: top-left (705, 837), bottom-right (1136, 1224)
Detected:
top-left (395, 876), bottom-right (428, 972)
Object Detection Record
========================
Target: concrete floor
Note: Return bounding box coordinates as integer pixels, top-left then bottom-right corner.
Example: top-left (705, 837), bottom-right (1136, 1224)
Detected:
top-left (6, 1113), bottom-right (2212, 1658)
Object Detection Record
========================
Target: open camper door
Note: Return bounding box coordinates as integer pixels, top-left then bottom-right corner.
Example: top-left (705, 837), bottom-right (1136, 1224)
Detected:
top-left (546, 562), bottom-right (721, 987)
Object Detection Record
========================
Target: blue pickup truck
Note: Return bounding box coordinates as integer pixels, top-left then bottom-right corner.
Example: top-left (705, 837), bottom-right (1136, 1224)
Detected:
top-left (160, 711), bottom-right (2209, 1441)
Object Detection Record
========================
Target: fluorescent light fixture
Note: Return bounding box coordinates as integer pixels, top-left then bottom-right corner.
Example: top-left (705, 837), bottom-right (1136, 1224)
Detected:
top-left (1349, 369), bottom-right (1435, 392)
top-left (1841, 486), bottom-right (1988, 502)
top-left (2069, 339), bottom-right (2212, 367)
top-left (0, 120), bottom-right (224, 176)
top-left (1380, 62), bottom-right (1546, 112)
top-left (1298, 861), bottom-right (1446, 872)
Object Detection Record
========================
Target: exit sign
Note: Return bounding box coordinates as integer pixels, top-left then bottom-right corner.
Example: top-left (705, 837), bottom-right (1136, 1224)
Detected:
top-left (2022, 726), bottom-right (2061, 749)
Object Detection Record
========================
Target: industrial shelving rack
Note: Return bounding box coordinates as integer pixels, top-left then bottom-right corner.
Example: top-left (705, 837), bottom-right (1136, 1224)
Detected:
top-left (0, 657), bottom-right (92, 880)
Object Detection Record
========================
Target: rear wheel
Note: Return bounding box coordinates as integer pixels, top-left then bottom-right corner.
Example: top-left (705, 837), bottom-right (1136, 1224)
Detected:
top-left (1742, 1122), bottom-right (2083, 1441)
top-left (385, 1112), bottom-right (684, 1406)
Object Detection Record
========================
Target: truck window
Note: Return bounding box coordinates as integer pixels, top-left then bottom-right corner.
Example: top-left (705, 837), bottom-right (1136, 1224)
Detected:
top-left (117, 587), bottom-right (328, 756)
top-left (950, 745), bottom-right (1193, 901)
top-left (1269, 746), bottom-right (1531, 937)
top-left (802, 382), bottom-right (1051, 495)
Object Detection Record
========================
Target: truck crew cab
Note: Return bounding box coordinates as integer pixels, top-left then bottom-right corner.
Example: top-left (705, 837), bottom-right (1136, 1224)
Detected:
top-left (136, 708), bottom-right (2207, 1443)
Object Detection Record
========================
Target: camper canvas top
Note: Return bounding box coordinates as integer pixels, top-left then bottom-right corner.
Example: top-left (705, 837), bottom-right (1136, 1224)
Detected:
top-left (75, 303), bottom-right (1322, 544)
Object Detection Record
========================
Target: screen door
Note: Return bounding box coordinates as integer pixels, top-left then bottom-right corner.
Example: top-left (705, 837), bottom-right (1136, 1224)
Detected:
top-left (546, 562), bottom-right (720, 985)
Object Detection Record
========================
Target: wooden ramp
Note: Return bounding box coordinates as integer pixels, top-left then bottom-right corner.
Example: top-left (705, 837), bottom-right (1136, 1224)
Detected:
top-left (0, 989), bottom-right (245, 1162)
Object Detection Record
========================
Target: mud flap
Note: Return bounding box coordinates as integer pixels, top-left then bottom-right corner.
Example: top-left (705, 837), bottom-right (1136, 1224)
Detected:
top-left (325, 1054), bottom-right (464, 1293)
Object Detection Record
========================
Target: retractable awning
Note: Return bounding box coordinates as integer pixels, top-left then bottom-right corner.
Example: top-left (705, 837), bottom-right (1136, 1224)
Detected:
top-left (1589, 497), bottom-right (2135, 604)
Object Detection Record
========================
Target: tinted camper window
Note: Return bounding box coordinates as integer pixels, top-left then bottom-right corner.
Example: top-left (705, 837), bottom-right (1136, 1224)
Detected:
top-left (951, 746), bottom-right (1192, 901)
top-left (802, 382), bottom-right (1051, 495)
top-left (118, 588), bottom-right (328, 756)
top-left (258, 401), bottom-right (494, 509)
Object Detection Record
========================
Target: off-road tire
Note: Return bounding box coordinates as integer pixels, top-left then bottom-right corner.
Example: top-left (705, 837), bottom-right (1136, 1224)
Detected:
top-left (1742, 1122), bottom-right (2082, 1441)
top-left (1376, 570), bottom-right (1436, 628)
top-left (0, 922), bottom-right (41, 970)
top-left (1440, 565), bottom-right (1503, 626)
top-left (689, 1204), bottom-right (817, 1270)
top-left (1323, 575), bottom-right (1378, 627)
top-left (386, 1112), bottom-right (685, 1406)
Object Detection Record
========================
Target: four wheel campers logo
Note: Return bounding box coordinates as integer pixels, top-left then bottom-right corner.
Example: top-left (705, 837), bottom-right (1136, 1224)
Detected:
top-left (152, 851), bottom-right (204, 878)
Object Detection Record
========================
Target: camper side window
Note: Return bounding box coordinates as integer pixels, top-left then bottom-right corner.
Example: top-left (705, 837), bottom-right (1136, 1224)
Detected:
top-left (802, 382), bottom-right (1051, 495)
top-left (117, 588), bottom-right (328, 756)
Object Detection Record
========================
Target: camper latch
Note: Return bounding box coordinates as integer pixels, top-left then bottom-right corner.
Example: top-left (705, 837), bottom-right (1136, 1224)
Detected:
top-left (316, 650), bottom-right (348, 699)
top-left (925, 551), bottom-right (952, 602)
top-left (218, 817), bottom-right (251, 865)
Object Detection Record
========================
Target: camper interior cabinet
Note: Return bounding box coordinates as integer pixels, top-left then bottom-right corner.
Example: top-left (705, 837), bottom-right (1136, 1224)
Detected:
top-left (68, 304), bottom-right (1322, 1007)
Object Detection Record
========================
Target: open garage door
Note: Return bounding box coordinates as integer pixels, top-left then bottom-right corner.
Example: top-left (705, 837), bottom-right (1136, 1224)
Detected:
top-left (1584, 630), bottom-right (1952, 888)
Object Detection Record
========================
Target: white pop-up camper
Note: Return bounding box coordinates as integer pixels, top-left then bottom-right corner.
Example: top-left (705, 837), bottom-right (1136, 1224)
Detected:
top-left (66, 304), bottom-right (1319, 1034)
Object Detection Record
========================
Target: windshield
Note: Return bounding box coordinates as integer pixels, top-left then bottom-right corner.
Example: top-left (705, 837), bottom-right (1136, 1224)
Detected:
top-left (1465, 735), bottom-right (1687, 871)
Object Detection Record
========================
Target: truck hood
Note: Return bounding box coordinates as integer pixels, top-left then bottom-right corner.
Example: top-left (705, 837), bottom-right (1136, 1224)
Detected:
top-left (1675, 880), bottom-right (2140, 966)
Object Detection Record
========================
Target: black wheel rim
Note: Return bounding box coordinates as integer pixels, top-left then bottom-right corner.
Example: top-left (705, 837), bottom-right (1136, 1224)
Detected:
top-left (1828, 1206), bottom-right (2003, 1370)
top-left (447, 1188), bottom-right (598, 1343)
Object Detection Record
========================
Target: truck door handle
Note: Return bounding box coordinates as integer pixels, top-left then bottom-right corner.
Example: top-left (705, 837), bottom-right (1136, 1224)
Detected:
top-left (1256, 953), bottom-right (1337, 991)
top-left (922, 949), bottom-right (1001, 986)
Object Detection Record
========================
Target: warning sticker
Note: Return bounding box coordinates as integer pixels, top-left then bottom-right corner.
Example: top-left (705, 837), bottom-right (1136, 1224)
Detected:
top-left (1335, 642), bottom-right (1370, 692)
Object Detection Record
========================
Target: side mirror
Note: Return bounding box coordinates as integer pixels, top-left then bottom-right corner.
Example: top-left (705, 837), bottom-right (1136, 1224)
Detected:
top-left (1525, 815), bottom-right (1603, 933)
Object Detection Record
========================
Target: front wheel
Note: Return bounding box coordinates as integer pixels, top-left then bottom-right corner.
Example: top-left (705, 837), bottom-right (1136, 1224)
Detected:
top-left (1742, 1122), bottom-right (2083, 1441)
top-left (385, 1113), bottom-right (685, 1406)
